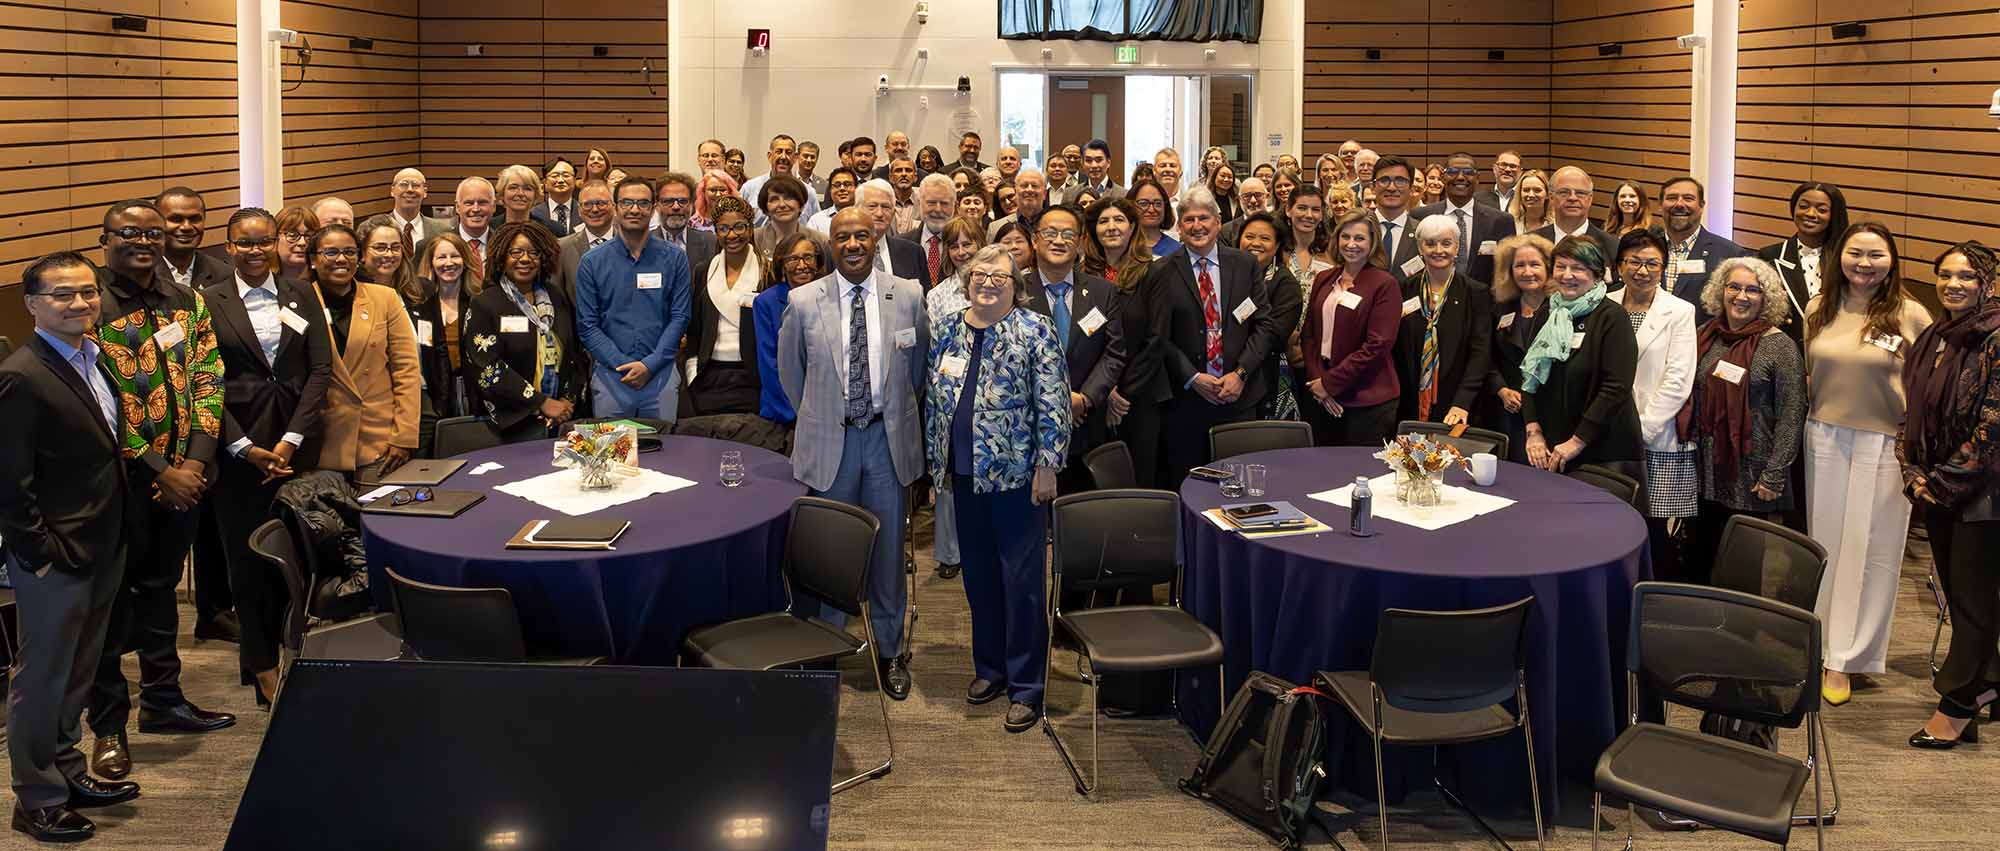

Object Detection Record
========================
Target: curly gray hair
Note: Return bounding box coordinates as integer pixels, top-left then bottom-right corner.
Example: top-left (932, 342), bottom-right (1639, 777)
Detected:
top-left (1701, 256), bottom-right (1791, 326)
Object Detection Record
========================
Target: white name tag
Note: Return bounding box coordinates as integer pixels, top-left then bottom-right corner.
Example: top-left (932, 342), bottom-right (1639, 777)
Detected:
top-left (1680, 258), bottom-right (1706, 276)
top-left (1231, 297), bottom-right (1257, 323)
top-left (895, 327), bottom-right (916, 349)
top-left (1335, 290), bottom-right (1362, 310)
top-left (1570, 331), bottom-right (1587, 350)
top-left (277, 306), bottom-right (309, 335)
top-left (939, 354), bottom-right (967, 379)
top-left (416, 319), bottom-right (434, 347)
top-left (1498, 312), bottom-right (1516, 330)
top-left (151, 321), bottom-right (186, 351)
top-left (1712, 360), bottom-right (1746, 385)
top-left (1400, 255), bottom-right (1425, 278)
top-left (501, 315), bottom-right (530, 334)
top-left (1868, 332), bottom-right (1901, 353)
top-left (1478, 240), bottom-right (1496, 256)
top-left (1078, 307), bottom-right (1107, 335)
top-left (1776, 257), bottom-right (1796, 270)
top-left (636, 272), bottom-right (662, 290)
top-left (1402, 296), bottom-right (1421, 317)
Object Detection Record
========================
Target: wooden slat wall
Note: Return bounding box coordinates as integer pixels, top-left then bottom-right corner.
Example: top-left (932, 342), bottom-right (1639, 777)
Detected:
top-left (417, 0), bottom-right (668, 195)
top-left (1551, 0), bottom-right (1693, 223)
top-left (278, 0), bottom-right (421, 221)
top-left (1303, 0), bottom-right (1554, 174)
top-left (1734, 0), bottom-right (2000, 282)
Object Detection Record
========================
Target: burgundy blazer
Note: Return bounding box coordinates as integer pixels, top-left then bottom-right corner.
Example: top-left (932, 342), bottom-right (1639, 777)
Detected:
top-left (1300, 265), bottom-right (1402, 408)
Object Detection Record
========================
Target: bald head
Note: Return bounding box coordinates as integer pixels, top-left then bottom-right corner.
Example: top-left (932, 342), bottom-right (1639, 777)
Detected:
top-left (1013, 168), bottom-right (1046, 216)
top-left (311, 197), bottom-right (353, 228)
top-left (389, 168), bottom-right (428, 217)
top-left (455, 176), bottom-right (496, 234)
top-left (1550, 166), bottom-right (1595, 229)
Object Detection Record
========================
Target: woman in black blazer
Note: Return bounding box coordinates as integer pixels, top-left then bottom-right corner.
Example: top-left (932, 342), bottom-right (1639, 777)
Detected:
top-left (1756, 181), bottom-right (1848, 346)
top-left (1482, 233), bottom-right (1558, 463)
top-left (417, 231), bottom-right (479, 415)
top-left (464, 221), bottom-right (589, 443)
top-left (1392, 214), bottom-right (1494, 427)
top-left (685, 196), bottom-right (763, 416)
top-left (1520, 236), bottom-right (1644, 474)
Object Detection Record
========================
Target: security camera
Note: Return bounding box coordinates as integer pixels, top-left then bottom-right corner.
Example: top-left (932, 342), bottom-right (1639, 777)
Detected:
top-left (1676, 34), bottom-right (1706, 49)
top-left (916, 0), bottom-right (931, 24)
top-left (876, 75), bottom-right (891, 97)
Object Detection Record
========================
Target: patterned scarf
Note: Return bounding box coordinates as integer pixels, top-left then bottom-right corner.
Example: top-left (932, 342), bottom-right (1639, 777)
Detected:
top-left (1519, 281), bottom-right (1606, 392)
top-left (1676, 318), bottom-right (1772, 483)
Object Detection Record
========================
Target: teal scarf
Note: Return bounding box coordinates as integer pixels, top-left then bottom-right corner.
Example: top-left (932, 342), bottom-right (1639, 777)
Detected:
top-left (1519, 281), bottom-right (1607, 392)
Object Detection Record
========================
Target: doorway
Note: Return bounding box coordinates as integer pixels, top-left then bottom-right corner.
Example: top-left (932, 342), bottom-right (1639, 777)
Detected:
top-left (996, 71), bottom-right (1256, 184)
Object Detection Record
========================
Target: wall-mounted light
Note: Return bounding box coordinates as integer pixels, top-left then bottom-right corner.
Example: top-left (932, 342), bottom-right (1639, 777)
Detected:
top-left (1830, 22), bottom-right (1866, 39)
top-left (1599, 43), bottom-right (1623, 56)
top-left (111, 15), bottom-right (147, 32)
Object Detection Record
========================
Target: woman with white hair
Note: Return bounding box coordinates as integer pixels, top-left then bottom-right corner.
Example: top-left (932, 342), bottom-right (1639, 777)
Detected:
top-left (1392, 213), bottom-right (1494, 426)
top-left (1678, 255), bottom-right (1806, 584)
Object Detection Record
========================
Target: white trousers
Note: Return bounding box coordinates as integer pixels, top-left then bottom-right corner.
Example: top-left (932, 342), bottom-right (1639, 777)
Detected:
top-left (1806, 419), bottom-right (1910, 674)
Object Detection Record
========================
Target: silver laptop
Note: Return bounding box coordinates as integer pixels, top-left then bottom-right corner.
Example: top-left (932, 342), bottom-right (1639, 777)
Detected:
top-left (376, 459), bottom-right (466, 487)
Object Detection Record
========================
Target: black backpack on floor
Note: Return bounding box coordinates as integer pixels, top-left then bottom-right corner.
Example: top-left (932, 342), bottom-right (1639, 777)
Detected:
top-left (1180, 671), bottom-right (1329, 849)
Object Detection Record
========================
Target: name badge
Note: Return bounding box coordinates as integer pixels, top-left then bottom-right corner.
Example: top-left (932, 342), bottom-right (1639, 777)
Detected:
top-left (1335, 290), bottom-right (1363, 310)
top-left (1478, 240), bottom-right (1496, 256)
top-left (1400, 255), bottom-right (1425, 278)
top-left (939, 354), bottom-right (968, 379)
top-left (636, 272), bottom-right (662, 290)
top-left (1570, 331), bottom-right (1586, 350)
top-left (1680, 258), bottom-right (1707, 276)
top-left (151, 321), bottom-right (187, 351)
top-left (1497, 312), bottom-right (1516, 330)
top-left (1868, 331), bottom-right (1901, 353)
top-left (1712, 360), bottom-right (1746, 385)
top-left (1078, 307), bottom-right (1107, 335)
top-left (277, 306), bottom-right (309, 335)
top-left (416, 319), bottom-right (435, 347)
top-left (1776, 257), bottom-right (1796, 270)
top-left (894, 327), bottom-right (916, 349)
top-left (1231, 297), bottom-right (1257, 323)
top-left (1402, 296), bottom-right (1421, 317)
top-left (501, 315), bottom-right (530, 334)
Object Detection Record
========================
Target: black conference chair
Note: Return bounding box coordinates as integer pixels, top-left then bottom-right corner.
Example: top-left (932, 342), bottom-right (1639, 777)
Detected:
top-left (1315, 597), bottom-right (1542, 850)
top-left (1593, 582), bottom-right (1826, 850)
top-left (681, 497), bottom-right (894, 794)
top-left (1208, 419), bottom-right (1313, 462)
top-left (1045, 489), bottom-right (1224, 797)
top-left (1082, 440), bottom-right (1138, 490)
top-left (671, 412), bottom-right (792, 454)
top-left (432, 415), bottom-right (501, 458)
top-left (1569, 464), bottom-right (1641, 509)
top-left (0, 336), bottom-right (12, 357)
top-left (247, 519), bottom-right (403, 672)
top-left (384, 566), bottom-right (604, 665)
top-left (1396, 419), bottom-right (1510, 459)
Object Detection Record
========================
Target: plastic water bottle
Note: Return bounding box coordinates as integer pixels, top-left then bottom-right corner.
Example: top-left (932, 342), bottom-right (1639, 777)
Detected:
top-left (1349, 476), bottom-right (1375, 537)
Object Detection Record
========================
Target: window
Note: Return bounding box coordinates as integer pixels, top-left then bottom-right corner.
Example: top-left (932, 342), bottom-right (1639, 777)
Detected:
top-left (999, 0), bottom-right (1263, 42)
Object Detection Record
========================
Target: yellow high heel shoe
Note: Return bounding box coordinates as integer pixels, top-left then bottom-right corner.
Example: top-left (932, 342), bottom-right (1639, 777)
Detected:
top-left (1822, 675), bottom-right (1852, 706)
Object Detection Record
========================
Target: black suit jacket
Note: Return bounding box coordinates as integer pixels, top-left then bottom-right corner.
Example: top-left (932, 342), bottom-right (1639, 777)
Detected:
top-left (656, 227), bottom-right (718, 284)
top-left (1023, 270), bottom-right (1125, 407)
top-left (1666, 227), bottom-right (1750, 325)
top-left (1376, 212), bottom-right (1423, 279)
top-left (1473, 188), bottom-right (1516, 216)
top-left (399, 286), bottom-right (456, 418)
top-left (1532, 223), bottom-right (1620, 269)
top-left (530, 199), bottom-right (582, 236)
top-left (1519, 300), bottom-right (1644, 465)
top-left (463, 280), bottom-right (590, 431)
top-left (1757, 238), bottom-right (1816, 345)
top-left (169, 250), bottom-right (233, 292)
top-left (1412, 200), bottom-right (1518, 284)
top-left (884, 236), bottom-right (932, 290)
top-left (1144, 246), bottom-right (1276, 416)
top-left (0, 335), bottom-right (131, 575)
top-left (1391, 272), bottom-right (1495, 423)
top-left (684, 260), bottom-right (763, 386)
top-left (201, 275), bottom-right (335, 468)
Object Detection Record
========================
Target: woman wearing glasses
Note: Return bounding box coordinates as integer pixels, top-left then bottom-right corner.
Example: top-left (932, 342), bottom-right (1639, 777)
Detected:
top-left (359, 222), bottom-right (454, 455)
top-left (685, 196), bottom-right (763, 416)
top-left (1128, 178), bottom-right (1179, 258)
top-left (756, 232), bottom-right (831, 427)
top-left (1518, 236), bottom-right (1644, 475)
top-left (307, 224), bottom-right (423, 482)
top-left (274, 205), bottom-right (320, 282)
top-left (1609, 229), bottom-right (1699, 578)
top-left (464, 221), bottom-right (588, 443)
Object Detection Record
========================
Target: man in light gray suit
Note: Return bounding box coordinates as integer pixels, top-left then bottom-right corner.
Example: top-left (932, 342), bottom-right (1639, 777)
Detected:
top-left (778, 208), bottom-right (927, 700)
top-left (358, 167), bottom-right (453, 253)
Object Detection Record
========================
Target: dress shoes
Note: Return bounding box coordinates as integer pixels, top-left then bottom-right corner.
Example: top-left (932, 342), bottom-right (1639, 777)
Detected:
top-left (1909, 720), bottom-right (1979, 750)
top-left (66, 773), bottom-right (139, 809)
top-left (966, 678), bottom-right (1003, 705)
top-left (1004, 701), bottom-right (1041, 733)
top-left (934, 562), bottom-right (962, 580)
top-left (1821, 681), bottom-right (1851, 707)
top-left (193, 610), bottom-right (242, 643)
top-left (88, 733), bottom-right (129, 781)
top-left (137, 701), bottom-right (236, 734)
top-left (12, 804), bottom-right (94, 843)
top-left (879, 655), bottom-right (912, 701)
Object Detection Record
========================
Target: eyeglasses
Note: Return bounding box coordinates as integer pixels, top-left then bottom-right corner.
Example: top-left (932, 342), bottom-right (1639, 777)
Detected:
top-left (1723, 283), bottom-right (1766, 297)
top-left (282, 230), bottom-right (311, 242)
top-left (1134, 199), bottom-right (1165, 210)
top-left (1037, 228), bottom-right (1079, 243)
top-left (389, 487), bottom-right (433, 506)
top-left (966, 271), bottom-right (1012, 287)
top-left (579, 200), bottom-right (612, 210)
top-left (1443, 167), bottom-right (1477, 177)
top-left (614, 198), bottom-right (652, 209)
top-left (317, 248), bottom-right (359, 260)
top-left (366, 243), bottom-right (404, 255)
top-left (782, 254), bottom-right (819, 268)
top-left (31, 287), bottom-right (100, 304)
top-left (394, 181), bottom-right (427, 190)
top-left (715, 222), bottom-right (754, 235)
top-left (107, 227), bottom-right (166, 242)
top-left (658, 196), bottom-right (692, 207)
top-left (229, 237), bottom-right (278, 249)
top-left (506, 248), bottom-right (543, 260)
top-left (1552, 188), bottom-right (1592, 200)
top-left (1373, 176), bottom-right (1411, 188)
top-left (1622, 258), bottom-right (1663, 271)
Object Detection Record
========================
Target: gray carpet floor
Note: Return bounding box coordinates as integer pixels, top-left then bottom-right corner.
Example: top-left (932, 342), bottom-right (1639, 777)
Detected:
top-left (4, 524), bottom-right (1994, 849)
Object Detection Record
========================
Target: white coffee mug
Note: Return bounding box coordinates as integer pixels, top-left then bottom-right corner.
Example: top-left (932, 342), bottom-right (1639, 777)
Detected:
top-left (1470, 452), bottom-right (1498, 487)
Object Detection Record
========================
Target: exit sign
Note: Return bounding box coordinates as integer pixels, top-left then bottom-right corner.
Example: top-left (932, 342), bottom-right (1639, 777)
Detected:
top-left (1115, 44), bottom-right (1139, 64)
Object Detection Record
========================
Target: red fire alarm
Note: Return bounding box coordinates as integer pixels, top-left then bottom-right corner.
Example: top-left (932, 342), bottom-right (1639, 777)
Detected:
top-left (747, 29), bottom-right (770, 55)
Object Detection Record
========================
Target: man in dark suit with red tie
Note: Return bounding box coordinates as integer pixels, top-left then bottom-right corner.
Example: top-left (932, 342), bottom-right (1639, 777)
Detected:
top-left (0, 252), bottom-right (142, 843)
top-left (1022, 204), bottom-right (1125, 493)
top-left (1133, 186), bottom-right (1277, 484)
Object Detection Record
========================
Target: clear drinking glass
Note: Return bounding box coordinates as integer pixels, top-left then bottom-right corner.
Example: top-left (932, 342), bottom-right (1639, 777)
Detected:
top-left (720, 450), bottom-right (745, 487)
top-left (1218, 462), bottom-right (1245, 498)
top-left (1243, 464), bottom-right (1267, 497)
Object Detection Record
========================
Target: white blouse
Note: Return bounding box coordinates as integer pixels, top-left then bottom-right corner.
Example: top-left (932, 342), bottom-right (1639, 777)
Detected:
top-left (705, 252), bottom-right (760, 362)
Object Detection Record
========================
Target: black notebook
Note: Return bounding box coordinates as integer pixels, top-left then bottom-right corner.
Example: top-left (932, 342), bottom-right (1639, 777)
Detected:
top-left (506, 519), bottom-right (631, 550)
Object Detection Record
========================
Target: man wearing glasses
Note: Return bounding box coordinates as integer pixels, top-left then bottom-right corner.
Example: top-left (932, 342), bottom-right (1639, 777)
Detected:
top-left (1413, 151), bottom-right (1518, 284)
top-left (895, 173), bottom-right (959, 285)
top-left (1220, 175), bottom-right (1272, 248)
top-left (0, 251), bottom-right (141, 842)
top-left (651, 172), bottom-right (716, 277)
top-left (574, 179), bottom-right (691, 423)
top-left (1532, 166), bottom-right (1619, 265)
top-left (87, 200), bottom-right (237, 788)
top-left (1023, 204), bottom-right (1124, 494)
top-left (1371, 156), bottom-right (1424, 277)
top-left (359, 168), bottom-right (451, 253)
top-left (555, 179), bottom-right (619, 303)
top-left (986, 168), bottom-right (1048, 242)
top-left (1475, 150), bottom-right (1523, 214)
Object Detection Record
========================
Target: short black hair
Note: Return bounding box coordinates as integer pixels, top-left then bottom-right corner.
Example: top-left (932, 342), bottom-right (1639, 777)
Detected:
top-left (1085, 139), bottom-right (1111, 157)
top-left (759, 174), bottom-right (808, 207)
top-left (1616, 226), bottom-right (1668, 263)
top-left (837, 139), bottom-right (853, 156)
top-left (1372, 156), bottom-right (1413, 180)
top-left (543, 156), bottom-right (576, 176)
top-left (828, 167), bottom-right (859, 186)
top-left (798, 140), bottom-right (819, 153)
top-left (156, 185), bottom-right (204, 208)
top-left (104, 198), bottom-right (162, 230)
top-left (227, 206), bottom-right (276, 233)
top-left (22, 251), bottom-right (95, 294)
top-left (653, 171), bottom-right (696, 199)
top-left (961, 131), bottom-right (982, 143)
top-left (851, 136), bottom-right (877, 151)
top-left (1036, 203), bottom-right (1082, 230)
top-left (614, 178), bottom-right (654, 201)
top-left (769, 134), bottom-right (795, 149)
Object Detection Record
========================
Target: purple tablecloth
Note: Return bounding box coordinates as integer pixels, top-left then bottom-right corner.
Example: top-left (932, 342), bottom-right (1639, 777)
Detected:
top-left (363, 436), bottom-right (805, 664)
top-left (1179, 447), bottom-right (1649, 820)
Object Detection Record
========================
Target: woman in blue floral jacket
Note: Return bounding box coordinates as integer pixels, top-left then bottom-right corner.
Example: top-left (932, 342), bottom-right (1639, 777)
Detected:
top-left (924, 242), bottom-right (1071, 733)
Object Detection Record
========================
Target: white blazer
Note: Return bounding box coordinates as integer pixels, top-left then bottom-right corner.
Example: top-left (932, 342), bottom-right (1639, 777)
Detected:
top-left (1611, 287), bottom-right (1697, 452)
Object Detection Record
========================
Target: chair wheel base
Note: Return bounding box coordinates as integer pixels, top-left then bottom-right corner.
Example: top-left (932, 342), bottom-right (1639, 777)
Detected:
top-left (870, 766), bottom-right (893, 780)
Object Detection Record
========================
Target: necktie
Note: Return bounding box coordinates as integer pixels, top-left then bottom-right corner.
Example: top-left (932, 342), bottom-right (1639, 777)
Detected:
top-left (926, 234), bottom-right (942, 285)
top-left (1455, 210), bottom-right (1472, 273)
top-left (401, 222), bottom-right (415, 255)
top-left (1197, 258), bottom-right (1222, 376)
top-left (1381, 220), bottom-right (1398, 265)
top-left (469, 238), bottom-right (484, 282)
top-left (845, 284), bottom-right (872, 424)
top-left (590, 234), bottom-right (608, 249)
top-left (1046, 281), bottom-right (1072, 353)
top-left (555, 205), bottom-right (568, 232)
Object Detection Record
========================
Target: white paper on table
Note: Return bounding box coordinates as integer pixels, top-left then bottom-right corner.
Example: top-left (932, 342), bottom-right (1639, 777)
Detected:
top-left (494, 467), bottom-right (697, 517)
top-left (1308, 472), bottom-right (1516, 531)
top-left (357, 484), bottom-right (401, 503)
top-left (469, 462), bottom-right (505, 476)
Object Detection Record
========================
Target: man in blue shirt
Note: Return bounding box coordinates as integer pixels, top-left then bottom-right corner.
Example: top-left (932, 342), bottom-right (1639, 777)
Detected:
top-left (575, 179), bottom-right (692, 421)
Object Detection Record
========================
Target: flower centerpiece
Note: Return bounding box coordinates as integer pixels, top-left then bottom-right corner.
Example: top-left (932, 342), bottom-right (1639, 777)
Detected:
top-left (1382, 433), bottom-right (1468, 507)
top-left (555, 423), bottom-right (639, 490)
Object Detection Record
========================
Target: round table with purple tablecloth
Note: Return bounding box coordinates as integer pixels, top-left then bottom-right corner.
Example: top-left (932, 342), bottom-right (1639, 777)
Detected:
top-left (1178, 446), bottom-right (1649, 820)
top-left (363, 436), bottom-right (805, 664)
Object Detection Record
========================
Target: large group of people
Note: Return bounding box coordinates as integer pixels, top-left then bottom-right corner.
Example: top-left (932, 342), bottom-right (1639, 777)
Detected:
top-left (2, 128), bottom-right (1996, 843)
